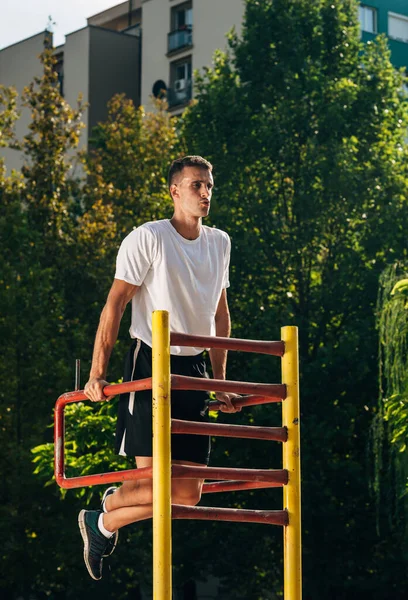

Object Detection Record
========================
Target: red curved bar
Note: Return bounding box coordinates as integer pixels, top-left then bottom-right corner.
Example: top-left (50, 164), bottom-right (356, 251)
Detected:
top-left (203, 481), bottom-right (283, 494)
top-left (209, 394), bottom-right (285, 411)
top-left (55, 377), bottom-right (153, 407)
top-left (54, 402), bottom-right (65, 486)
top-left (55, 466), bottom-right (153, 489)
top-left (170, 332), bottom-right (285, 356)
top-left (171, 375), bottom-right (286, 399)
top-left (172, 465), bottom-right (288, 484)
top-left (172, 419), bottom-right (287, 442)
top-left (54, 378), bottom-right (153, 488)
top-left (172, 505), bottom-right (288, 526)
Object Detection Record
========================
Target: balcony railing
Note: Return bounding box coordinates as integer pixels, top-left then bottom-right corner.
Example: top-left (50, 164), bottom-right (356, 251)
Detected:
top-left (168, 26), bottom-right (193, 53)
top-left (167, 79), bottom-right (192, 109)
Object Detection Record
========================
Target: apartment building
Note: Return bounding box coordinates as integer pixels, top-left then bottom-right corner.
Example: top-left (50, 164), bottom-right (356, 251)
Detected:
top-left (0, 31), bottom-right (50, 172)
top-left (359, 0), bottom-right (408, 68)
top-left (0, 3), bottom-right (143, 172)
top-left (0, 1), bottom-right (245, 172)
top-left (0, 0), bottom-right (407, 172)
top-left (140, 0), bottom-right (245, 111)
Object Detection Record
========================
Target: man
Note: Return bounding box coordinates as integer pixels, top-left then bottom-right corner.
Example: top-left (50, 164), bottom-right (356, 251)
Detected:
top-left (79, 155), bottom-right (239, 580)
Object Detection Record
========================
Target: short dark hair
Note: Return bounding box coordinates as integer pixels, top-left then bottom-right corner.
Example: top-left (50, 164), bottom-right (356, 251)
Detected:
top-left (168, 155), bottom-right (213, 188)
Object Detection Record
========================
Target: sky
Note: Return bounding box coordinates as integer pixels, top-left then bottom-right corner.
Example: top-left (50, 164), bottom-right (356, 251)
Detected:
top-left (0, 0), bottom-right (125, 50)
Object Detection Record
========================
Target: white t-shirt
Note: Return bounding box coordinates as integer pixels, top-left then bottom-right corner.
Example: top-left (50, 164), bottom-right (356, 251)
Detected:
top-left (115, 219), bottom-right (231, 355)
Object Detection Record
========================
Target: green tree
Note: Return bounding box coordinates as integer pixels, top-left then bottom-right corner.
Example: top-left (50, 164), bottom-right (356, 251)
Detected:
top-left (0, 44), bottom-right (87, 599)
top-left (180, 0), bottom-right (408, 596)
top-left (27, 92), bottom-right (183, 597)
top-left (66, 93), bottom-right (182, 383)
top-left (374, 264), bottom-right (408, 551)
top-left (0, 85), bottom-right (19, 149)
top-left (83, 94), bottom-right (179, 237)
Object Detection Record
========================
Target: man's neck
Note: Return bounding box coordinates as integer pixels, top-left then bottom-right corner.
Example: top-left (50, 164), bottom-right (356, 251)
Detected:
top-left (170, 215), bottom-right (202, 241)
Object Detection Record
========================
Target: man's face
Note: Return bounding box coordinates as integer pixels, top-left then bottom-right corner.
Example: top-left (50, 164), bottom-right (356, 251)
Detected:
top-left (170, 166), bottom-right (214, 219)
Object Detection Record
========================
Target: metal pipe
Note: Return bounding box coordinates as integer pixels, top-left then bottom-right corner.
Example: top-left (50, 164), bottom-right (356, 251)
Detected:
top-left (208, 394), bottom-right (283, 412)
top-left (75, 359), bottom-right (80, 391)
top-left (281, 326), bottom-right (302, 600)
top-left (172, 505), bottom-right (288, 526)
top-left (54, 380), bottom-right (285, 409)
top-left (171, 419), bottom-right (287, 442)
top-left (55, 377), bottom-right (153, 407)
top-left (56, 466), bottom-right (153, 489)
top-left (152, 311), bottom-right (172, 599)
top-left (170, 332), bottom-right (284, 356)
top-left (172, 464), bottom-right (288, 484)
top-left (171, 374), bottom-right (286, 399)
top-left (203, 480), bottom-right (283, 494)
top-left (128, 0), bottom-right (133, 28)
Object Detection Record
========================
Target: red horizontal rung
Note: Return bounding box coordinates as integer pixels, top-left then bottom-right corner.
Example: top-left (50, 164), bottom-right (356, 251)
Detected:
top-left (55, 465), bottom-right (287, 490)
top-left (172, 505), bottom-right (288, 526)
top-left (55, 466), bottom-right (153, 489)
top-left (203, 480), bottom-right (283, 494)
top-left (209, 394), bottom-right (284, 411)
top-left (172, 419), bottom-right (287, 442)
top-left (170, 332), bottom-right (285, 356)
top-left (55, 377), bottom-right (153, 407)
top-left (172, 465), bottom-right (288, 484)
top-left (171, 375), bottom-right (286, 400)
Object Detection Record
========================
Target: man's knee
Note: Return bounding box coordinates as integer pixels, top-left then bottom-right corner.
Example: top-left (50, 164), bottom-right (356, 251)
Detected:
top-left (172, 483), bottom-right (202, 506)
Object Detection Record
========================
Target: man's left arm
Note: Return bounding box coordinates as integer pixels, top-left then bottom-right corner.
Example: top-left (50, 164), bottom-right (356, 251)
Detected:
top-left (209, 289), bottom-right (240, 413)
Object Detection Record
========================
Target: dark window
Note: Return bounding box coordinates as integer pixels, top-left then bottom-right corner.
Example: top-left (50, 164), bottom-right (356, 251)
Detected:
top-left (168, 57), bottom-right (192, 108)
top-left (168, 2), bottom-right (193, 53)
top-left (172, 2), bottom-right (192, 31)
top-left (54, 53), bottom-right (64, 96)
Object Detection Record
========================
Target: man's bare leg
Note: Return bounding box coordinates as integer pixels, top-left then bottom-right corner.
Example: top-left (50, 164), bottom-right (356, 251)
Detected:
top-left (102, 457), bottom-right (206, 532)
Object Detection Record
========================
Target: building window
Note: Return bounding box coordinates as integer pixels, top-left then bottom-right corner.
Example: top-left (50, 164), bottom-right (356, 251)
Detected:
top-left (168, 2), bottom-right (193, 53)
top-left (54, 53), bottom-right (64, 97)
top-left (172, 2), bottom-right (192, 31)
top-left (359, 5), bottom-right (377, 34)
top-left (168, 57), bottom-right (192, 108)
top-left (388, 12), bottom-right (408, 43)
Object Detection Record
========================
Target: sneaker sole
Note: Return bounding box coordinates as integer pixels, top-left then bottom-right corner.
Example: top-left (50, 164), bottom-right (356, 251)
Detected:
top-left (78, 509), bottom-right (101, 581)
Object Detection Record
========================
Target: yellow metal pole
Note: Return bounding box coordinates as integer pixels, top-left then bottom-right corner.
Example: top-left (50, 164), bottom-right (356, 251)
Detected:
top-left (281, 326), bottom-right (302, 600)
top-left (152, 310), bottom-right (172, 599)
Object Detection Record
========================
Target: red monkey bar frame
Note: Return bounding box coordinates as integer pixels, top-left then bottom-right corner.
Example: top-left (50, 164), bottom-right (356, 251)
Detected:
top-left (54, 328), bottom-right (301, 599)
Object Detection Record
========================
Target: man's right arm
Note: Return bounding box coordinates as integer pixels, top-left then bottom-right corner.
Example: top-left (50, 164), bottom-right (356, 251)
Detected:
top-left (84, 279), bottom-right (139, 402)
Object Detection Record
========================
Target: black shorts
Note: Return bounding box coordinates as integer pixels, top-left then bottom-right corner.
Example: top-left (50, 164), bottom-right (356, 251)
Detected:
top-left (115, 339), bottom-right (211, 465)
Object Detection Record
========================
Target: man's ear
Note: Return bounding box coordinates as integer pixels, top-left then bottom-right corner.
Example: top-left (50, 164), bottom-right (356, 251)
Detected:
top-left (170, 183), bottom-right (178, 200)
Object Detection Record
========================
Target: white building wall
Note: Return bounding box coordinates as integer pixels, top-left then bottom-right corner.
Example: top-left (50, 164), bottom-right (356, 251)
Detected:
top-left (193, 0), bottom-right (245, 71)
top-left (0, 31), bottom-right (49, 173)
top-left (0, 0), bottom-right (247, 173)
top-left (141, 0), bottom-right (246, 109)
top-left (141, 0), bottom-right (170, 109)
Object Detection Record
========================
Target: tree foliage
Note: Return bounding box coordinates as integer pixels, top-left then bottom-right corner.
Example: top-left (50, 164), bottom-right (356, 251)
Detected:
top-left (180, 0), bottom-right (408, 596)
top-left (1, 45), bottom-right (183, 599)
top-left (373, 264), bottom-right (408, 550)
top-left (83, 94), bottom-right (178, 236)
